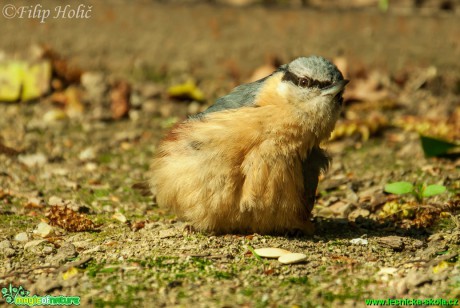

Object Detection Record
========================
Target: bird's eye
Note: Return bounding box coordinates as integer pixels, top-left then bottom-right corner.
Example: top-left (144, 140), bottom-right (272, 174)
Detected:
top-left (299, 78), bottom-right (310, 88)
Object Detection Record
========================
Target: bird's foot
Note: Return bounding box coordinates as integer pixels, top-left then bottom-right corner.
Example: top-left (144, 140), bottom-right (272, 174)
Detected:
top-left (183, 224), bottom-right (197, 234)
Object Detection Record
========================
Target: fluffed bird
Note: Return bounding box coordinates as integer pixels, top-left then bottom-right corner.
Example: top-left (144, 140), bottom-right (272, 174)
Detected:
top-left (150, 56), bottom-right (348, 235)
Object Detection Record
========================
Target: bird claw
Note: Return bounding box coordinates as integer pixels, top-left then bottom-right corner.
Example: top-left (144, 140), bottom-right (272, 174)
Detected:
top-left (183, 224), bottom-right (197, 234)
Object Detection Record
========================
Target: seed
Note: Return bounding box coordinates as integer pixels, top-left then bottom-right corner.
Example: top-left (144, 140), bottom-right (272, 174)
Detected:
top-left (278, 253), bottom-right (307, 264)
top-left (254, 247), bottom-right (291, 258)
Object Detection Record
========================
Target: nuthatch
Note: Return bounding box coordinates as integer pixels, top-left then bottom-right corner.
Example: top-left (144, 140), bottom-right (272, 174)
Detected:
top-left (150, 56), bottom-right (348, 235)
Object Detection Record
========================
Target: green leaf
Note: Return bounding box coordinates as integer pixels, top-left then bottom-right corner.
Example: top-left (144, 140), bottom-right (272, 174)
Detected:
top-left (419, 135), bottom-right (458, 158)
top-left (422, 184), bottom-right (447, 197)
top-left (384, 182), bottom-right (414, 195)
top-left (245, 245), bottom-right (263, 262)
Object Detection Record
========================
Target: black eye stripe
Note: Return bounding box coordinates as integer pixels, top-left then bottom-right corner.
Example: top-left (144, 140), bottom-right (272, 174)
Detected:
top-left (281, 70), bottom-right (332, 89)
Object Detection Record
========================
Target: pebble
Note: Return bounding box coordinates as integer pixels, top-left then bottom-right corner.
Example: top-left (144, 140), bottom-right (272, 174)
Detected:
top-left (80, 71), bottom-right (107, 102)
top-left (43, 109), bottom-right (67, 123)
top-left (14, 232), bottom-right (29, 242)
top-left (278, 253), bottom-right (307, 264)
top-left (0, 240), bottom-right (14, 257)
top-left (24, 239), bottom-right (46, 250)
top-left (254, 247), bottom-right (291, 258)
top-left (34, 222), bottom-right (53, 238)
top-left (48, 195), bottom-right (64, 206)
top-left (43, 246), bottom-right (54, 254)
top-left (85, 163), bottom-right (98, 172)
top-left (79, 147), bottom-right (97, 161)
top-left (0, 240), bottom-right (12, 249)
top-left (377, 236), bottom-right (405, 251)
top-left (18, 153), bottom-right (47, 167)
top-left (112, 212), bottom-right (127, 223)
top-left (56, 243), bottom-right (77, 259)
top-left (350, 238), bottom-right (369, 246)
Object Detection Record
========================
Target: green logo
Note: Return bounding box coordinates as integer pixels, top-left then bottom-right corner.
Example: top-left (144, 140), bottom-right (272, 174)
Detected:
top-left (1, 284), bottom-right (80, 306)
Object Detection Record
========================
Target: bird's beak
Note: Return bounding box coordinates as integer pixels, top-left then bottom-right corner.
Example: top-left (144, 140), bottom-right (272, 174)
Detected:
top-left (321, 79), bottom-right (349, 97)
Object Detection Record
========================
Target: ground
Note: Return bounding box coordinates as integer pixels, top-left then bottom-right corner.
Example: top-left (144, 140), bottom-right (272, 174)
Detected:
top-left (0, 1), bottom-right (459, 307)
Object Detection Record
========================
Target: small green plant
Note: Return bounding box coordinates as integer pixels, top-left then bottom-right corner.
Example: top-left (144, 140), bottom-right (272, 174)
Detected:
top-left (384, 181), bottom-right (446, 204)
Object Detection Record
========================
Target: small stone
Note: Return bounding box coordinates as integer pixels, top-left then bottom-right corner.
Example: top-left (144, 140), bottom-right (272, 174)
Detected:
top-left (254, 247), bottom-right (291, 258)
top-left (27, 197), bottom-right (42, 207)
top-left (377, 236), bottom-right (405, 251)
top-left (18, 153), bottom-right (47, 167)
top-left (14, 232), bottom-right (29, 242)
top-left (79, 147), bottom-right (96, 161)
top-left (24, 239), bottom-right (46, 250)
top-left (413, 240), bottom-right (424, 249)
top-left (85, 163), bottom-right (98, 172)
top-left (48, 195), bottom-right (64, 206)
top-left (34, 222), bottom-right (53, 238)
top-left (43, 246), bottom-right (54, 254)
top-left (350, 238), bottom-right (368, 246)
top-left (278, 253), bottom-right (307, 264)
top-left (0, 240), bottom-right (12, 249)
top-left (102, 205), bottom-right (114, 213)
top-left (112, 212), bottom-right (127, 223)
top-left (0, 240), bottom-right (14, 257)
top-left (81, 71), bottom-right (107, 102)
top-left (56, 243), bottom-right (77, 259)
top-left (43, 109), bottom-right (67, 123)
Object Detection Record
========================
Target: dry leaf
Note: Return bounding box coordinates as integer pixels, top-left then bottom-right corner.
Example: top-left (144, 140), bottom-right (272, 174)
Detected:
top-left (331, 114), bottom-right (388, 141)
top-left (110, 80), bottom-right (131, 119)
top-left (393, 113), bottom-right (460, 140)
top-left (46, 205), bottom-right (100, 232)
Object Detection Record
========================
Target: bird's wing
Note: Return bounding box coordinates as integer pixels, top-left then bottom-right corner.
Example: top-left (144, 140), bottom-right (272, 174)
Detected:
top-left (191, 75), bottom-right (272, 118)
top-left (302, 147), bottom-right (331, 213)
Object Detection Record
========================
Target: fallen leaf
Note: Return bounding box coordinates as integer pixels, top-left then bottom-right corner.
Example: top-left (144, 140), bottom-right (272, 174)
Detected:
top-left (62, 267), bottom-right (79, 280)
top-left (46, 205), bottom-right (100, 232)
top-left (0, 60), bottom-right (51, 102)
top-left (110, 80), bottom-right (131, 119)
top-left (21, 60), bottom-right (52, 101)
top-left (167, 80), bottom-right (204, 102)
top-left (419, 135), bottom-right (459, 158)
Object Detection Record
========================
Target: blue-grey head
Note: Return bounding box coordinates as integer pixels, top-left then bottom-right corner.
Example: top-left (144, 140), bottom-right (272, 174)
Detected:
top-left (277, 56), bottom-right (348, 108)
top-left (272, 56), bottom-right (348, 138)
